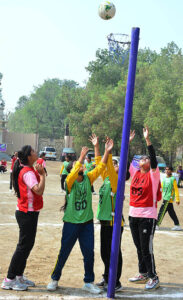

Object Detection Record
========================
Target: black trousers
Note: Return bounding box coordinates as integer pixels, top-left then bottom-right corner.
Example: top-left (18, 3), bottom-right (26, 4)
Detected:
top-left (7, 210), bottom-right (39, 279)
top-left (61, 174), bottom-right (67, 190)
top-left (157, 200), bottom-right (179, 226)
top-left (129, 217), bottom-right (157, 279)
top-left (100, 225), bottom-right (123, 284)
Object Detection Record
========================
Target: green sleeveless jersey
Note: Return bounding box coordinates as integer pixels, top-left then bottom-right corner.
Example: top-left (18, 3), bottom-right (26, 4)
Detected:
top-left (62, 161), bottom-right (70, 175)
top-left (97, 177), bottom-right (116, 221)
top-left (63, 175), bottom-right (93, 223)
top-left (162, 176), bottom-right (175, 201)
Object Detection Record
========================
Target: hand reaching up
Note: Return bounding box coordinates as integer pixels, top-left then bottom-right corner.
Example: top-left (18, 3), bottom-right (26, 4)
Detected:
top-left (79, 147), bottom-right (89, 163)
top-left (143, 126), bottom-right (151, 146)
top-left (129, 130), bottom-right (135, 143)
top-left (105, 138), bottom-right (114, 153)
top-left (143, 126), bottom-right (149, 140)
top-left (89, 133), bottom-right (99, 147)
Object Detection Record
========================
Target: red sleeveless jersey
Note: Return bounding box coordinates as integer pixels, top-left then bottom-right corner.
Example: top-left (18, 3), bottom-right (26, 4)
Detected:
top-left (17, 166), bottom-right (43, 212)
top-left (130, 170), bottom-right (153, 207)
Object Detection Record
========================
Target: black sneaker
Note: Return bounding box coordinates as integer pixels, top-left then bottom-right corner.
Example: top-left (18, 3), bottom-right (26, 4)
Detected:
top-left (115, 282), bottom-right (123, 292)
top-left (96, 278), bottom-right (106, 287)
top-left (103, 282), bottom-right (123, 292)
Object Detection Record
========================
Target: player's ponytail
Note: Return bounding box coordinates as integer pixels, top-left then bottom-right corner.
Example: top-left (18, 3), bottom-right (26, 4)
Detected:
top-left (12, 145), bottom-right (32, 198)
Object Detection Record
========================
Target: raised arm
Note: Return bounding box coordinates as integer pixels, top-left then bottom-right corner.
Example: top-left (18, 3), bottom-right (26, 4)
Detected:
top-left (143, 126), bottom-right (157, 172)
top-left (87, 138), bottom-right (113, 185)
top-left (89, 133), bottom-right (108, 181)
top-left (89, 133), bottom-right (100, 157)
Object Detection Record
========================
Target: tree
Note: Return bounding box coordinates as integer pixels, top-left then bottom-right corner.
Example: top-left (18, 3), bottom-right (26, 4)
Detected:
top-left (15, 96), bottom-right (29, 110)
top-left (145, 43), bottom-right (183, 163)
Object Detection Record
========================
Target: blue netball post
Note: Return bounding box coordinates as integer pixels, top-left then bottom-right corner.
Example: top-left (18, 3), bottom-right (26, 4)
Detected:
top-left (107, 27), bottom-right (140, 299)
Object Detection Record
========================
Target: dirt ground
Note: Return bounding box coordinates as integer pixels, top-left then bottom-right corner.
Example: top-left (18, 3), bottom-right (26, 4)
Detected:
top-left (0, 161), bottom-right (183, 300)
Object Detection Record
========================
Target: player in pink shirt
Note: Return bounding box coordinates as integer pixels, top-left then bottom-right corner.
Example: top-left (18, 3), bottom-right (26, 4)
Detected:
top-left (128, 127), bottom-right (161, 291)
top-left (1, 145), bottom-right (46, 291)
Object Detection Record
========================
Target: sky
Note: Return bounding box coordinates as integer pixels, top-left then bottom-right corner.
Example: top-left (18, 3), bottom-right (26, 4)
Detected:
top-left (0, 0), bottom-right (183, 112)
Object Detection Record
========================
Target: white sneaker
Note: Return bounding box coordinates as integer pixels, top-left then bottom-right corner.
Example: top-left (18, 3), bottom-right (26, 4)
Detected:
top-left (47, 279), bottom-right (58, 291)
top-left (129, 273), bottom-right (148, 284)
top-left (92, 192), bottom-right (97, 195)
top-left (171, 225), bottom-right (182, 231)
top-left (145, 276), bottom-right (160, 291)
top-left (156, 225), bottom-right (160, 230)
top-left (1, 278), bottom-right (28, 291)
top-left (17, 275), bottom-right (35, 287)
top-left (82, 282), bottom-right (102, 294)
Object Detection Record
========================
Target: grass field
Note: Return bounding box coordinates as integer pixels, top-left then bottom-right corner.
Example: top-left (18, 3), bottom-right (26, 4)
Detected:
top-left (0, 161), bottom-right (183, 300)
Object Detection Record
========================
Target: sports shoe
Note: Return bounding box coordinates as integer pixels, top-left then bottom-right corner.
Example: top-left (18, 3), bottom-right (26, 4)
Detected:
top-left (156, 225), bottom-right (160, 230)
top-left (171, 225), bottom-right (182, 231)
top-left (47, 279), bottom-right (58, 291)
top-left (82, 282), bottom-right (102, 294)
top-left (1, 278), bottom-right (28, 291)
top-left (115, 282), bottom-right (123, 292)
top-left (129, 273), bottom-right (148, 284)
top-left (17, 275), bottom-right (35, 287)
top-left (145, 276), bottom-right (160, 291)
top-left (92, 192), bottom-right (97, 195)
top-left (96, 277), bottom-right (106, 287)
top-left (104, 282), bottom-right (123, 292)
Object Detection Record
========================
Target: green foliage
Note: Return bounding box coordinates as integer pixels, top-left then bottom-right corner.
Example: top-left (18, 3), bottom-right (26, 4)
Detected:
top-left (7, 42), bottom-right (183, 163)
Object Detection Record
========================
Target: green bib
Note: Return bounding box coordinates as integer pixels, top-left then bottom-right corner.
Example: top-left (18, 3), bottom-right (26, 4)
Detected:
top-left (97, 177), bottom-right (116, 221)
top-left (63, 175), bottom-right (93, 223)
top-left (62, 161), bottom-right (70, 175)
top-left (162, 176), bottom-right (175, 201)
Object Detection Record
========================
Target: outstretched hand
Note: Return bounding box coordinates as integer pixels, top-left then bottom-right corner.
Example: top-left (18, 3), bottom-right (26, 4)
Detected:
top-left (143, 126), bottom-right (149, 140)
top-left (89, 133), bottom-right (99, 147)
top-left (80, 146), bottom-right (89, 159)
top-left (105, 138), bottom-right (114, 152)
top-left (129, 130), bottom-right (135, 143)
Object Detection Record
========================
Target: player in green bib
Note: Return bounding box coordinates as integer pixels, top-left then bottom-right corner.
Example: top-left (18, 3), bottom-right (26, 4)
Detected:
top-left (60, 155), bottom-right (72, 192)
top-left (47, 139), bottom-right (114, 294)
top-left (89, 133), bottom-right (131, 292)
top-left (157, 166), bottom-right (181, 230)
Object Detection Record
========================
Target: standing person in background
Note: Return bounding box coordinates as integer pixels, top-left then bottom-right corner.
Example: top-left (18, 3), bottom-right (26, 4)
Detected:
top-left (176, 165), bottom-right (183, 187)
top-left (0, 158), bottom-right (7, 173)
top-left (10, 152), bottom-right (18, 191)
top-left (37, 152), bottom-right (48, 176)
top-left (84, 155), bottom-right (96, 195)
top-left (60, 155), bottom-right (72, 192)
top-left (47, 139), bottom-right (113, 294)
top-left (156, 166), bottom-right (181, 231)
top-left (128, 127), bottom-right (161, 291)
top-left (1, 145), bottom-right (45, 291)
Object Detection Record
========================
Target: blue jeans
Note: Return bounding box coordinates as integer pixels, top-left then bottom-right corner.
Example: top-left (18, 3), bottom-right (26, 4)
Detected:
top-left (51, 221), bottom-right (94, 283)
